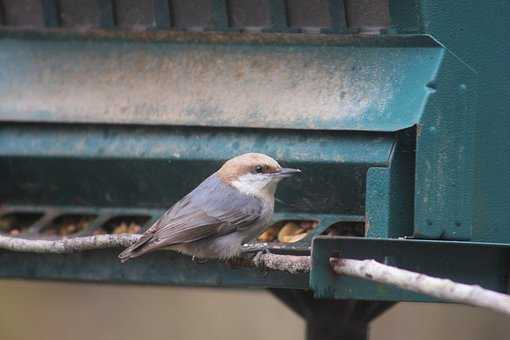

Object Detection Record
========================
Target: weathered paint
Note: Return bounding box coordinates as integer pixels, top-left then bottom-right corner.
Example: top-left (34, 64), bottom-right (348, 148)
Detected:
top-left (0, 31), bottom-right (442, 132)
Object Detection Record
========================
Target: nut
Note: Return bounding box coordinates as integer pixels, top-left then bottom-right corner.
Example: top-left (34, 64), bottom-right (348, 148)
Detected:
top-left (257, 224), bottom-right (280, 242)
top-left (127, 223), bottom-right (142, 234)
top-left (280, 232), bottom-right (308, 243)
top-left (278, 222), bottom-right (307, 243)
top-left (112, 222), bottom-right (129, 234)
top-left (9, 228), bottom-right (21, 236)
top-left (112, 222), bottom-right (142, 234)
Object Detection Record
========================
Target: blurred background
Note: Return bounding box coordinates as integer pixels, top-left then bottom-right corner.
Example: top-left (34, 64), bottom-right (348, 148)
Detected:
top-left (1, 280), bottom-right (508, 340)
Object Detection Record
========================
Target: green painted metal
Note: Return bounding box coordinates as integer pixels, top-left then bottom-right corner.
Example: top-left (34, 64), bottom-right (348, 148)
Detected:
top-left (366, 132), bottom-right (415, 238)
top-left (413, 52), bottom-right (476, 241)
top-left (0, 31), bottom-right (442, 132)
top-left (0, 123), bottom-right (394, 216)
top-left (387, 0), bottom-right (510, 243)
top-left (415, 1), bottom-right (510, 244)
top-left (0, 0), bottom-right (508, 298)
top-left (311, 236), bottom-right (510, 301)
top-left (0, 249), bottom-right (308, 289)
top-left (308, 0), bottom-right (510, 300)
top-left (0, 121), bottom-right (390, 288)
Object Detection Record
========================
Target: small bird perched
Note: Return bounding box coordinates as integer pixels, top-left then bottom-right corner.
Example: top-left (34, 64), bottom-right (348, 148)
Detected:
top-left (118, 153), bottom-right (301, 262)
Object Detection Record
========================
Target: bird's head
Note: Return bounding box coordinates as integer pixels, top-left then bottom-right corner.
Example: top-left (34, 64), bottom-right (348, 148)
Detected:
top-left (218, 153), bottom-right (301, 198)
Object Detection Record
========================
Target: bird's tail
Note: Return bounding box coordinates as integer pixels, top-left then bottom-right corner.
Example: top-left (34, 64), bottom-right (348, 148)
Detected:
top-left (118, 234), bottom-right (153, 263)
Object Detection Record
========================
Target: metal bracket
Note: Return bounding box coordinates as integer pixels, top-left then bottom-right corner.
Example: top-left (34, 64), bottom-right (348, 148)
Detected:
top-left (310, 236), bottom-right (510, 301)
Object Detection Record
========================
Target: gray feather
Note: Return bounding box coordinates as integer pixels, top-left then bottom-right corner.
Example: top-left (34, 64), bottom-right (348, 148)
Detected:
top-left (118, 173), bottom-right (263, 261)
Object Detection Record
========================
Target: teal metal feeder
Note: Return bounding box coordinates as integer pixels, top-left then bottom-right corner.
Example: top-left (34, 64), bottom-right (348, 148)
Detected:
top-left (0, 0), bottom-right (509, 339)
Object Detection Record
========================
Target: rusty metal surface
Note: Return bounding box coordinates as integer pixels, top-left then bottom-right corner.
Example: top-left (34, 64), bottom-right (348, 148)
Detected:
top-left (0, 30), bottom-right (442, 131)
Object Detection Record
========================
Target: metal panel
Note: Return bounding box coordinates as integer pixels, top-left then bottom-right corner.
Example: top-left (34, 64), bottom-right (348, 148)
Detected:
top-left (311, 237), bottom-right (510, 301)
top-left (0, 123), bottom-right (395, 214)
top-left (0, 31), bottom-right (442, 132)
top-left (366, 133), bottom-right (415, 238)
top-left (0, 248), bottom-right (308, 288)
top-left (404, 0), bottom-right (510, 245)
top-left (413, 53), bottom-right (476, 241)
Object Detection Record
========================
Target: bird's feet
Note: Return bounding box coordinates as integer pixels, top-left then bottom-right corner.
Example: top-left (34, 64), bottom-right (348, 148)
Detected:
top-left (191, 256), bottom-right (209, 264)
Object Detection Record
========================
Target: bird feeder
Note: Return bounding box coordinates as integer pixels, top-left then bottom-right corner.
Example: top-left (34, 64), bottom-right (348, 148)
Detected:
top-left (0, 0), bottom-right (508, 339)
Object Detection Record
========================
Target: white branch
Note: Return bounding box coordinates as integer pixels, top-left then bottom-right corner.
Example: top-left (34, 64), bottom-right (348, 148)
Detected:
top-left (330, 258), bottom-right (510, 315)
top-left (252, 252), bottom-right (311, 274)
top-left (1, 234), bottom-right (510, 315)
top-left (0, 234), bottom-right (141, 253)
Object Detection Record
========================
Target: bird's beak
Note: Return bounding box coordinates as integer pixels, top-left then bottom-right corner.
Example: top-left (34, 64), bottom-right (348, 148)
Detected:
top-left (274, 168), bottom-right (302, 177)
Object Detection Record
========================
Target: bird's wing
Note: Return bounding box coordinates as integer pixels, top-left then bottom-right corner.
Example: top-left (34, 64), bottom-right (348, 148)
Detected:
top-left (138, 173), bottom-right (263, 248)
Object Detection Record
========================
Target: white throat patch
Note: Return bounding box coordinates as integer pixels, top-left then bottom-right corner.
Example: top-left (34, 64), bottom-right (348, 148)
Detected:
top-left (231, 173), bottom-right (279, 197)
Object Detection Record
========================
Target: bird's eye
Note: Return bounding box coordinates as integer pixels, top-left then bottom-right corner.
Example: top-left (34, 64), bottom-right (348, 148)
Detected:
top-left (255, 165), bottom-right (264, 173)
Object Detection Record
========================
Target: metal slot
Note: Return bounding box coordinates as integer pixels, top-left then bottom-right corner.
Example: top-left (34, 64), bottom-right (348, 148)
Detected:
top-left (257, 220), bottom-right (319, 244)
top-left (0, 212), bottom-right (44, 236)
top-left (286, 0), bottom-right (336, 31)
top-left (323, 221), bottom-right (366, 237)
top-left (209, 0), bottom-right (230, 31)
top-left (321, 0), bottom-right (347, 33)
top-left (95, 215), bottom-right (151, 235)
top-left (40, 214), bottom-right (98, 237)
top-left (172, 0), bottom-right (213, 31)
top-left (152, 0), bottom-right (172, 29)
top-left (96, 0), bottom-right (116, 28)
top-left (41, 0), bottom-right (60, 27)
top-left (0, 1), bottom-right (5, 25)
top-left (0, 0), bottom-right (393, 34)
top-left (264, 0), bottom-right (289, 32)
top-left (115, 0), bottom-right (153, 30)
top-left (344, 0), bottom-right (390, 34)
top-left (228, 0), bottom-right (270, 29)
top-left (59, 0), bottom-right (96, 28)
top-left (2, 0), bottom-right (44, 27)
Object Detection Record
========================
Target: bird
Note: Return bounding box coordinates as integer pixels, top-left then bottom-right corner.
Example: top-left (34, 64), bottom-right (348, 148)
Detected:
top-left (118, 153), bottom-right (301, 262)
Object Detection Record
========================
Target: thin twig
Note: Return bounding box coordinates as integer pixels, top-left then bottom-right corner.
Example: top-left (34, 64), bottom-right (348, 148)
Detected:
top-left (0, 234), bottom-right (141, 253)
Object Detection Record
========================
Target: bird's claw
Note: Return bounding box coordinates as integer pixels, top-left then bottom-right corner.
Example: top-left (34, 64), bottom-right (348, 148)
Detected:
top-left (191, 256), bottom-right (208, 264)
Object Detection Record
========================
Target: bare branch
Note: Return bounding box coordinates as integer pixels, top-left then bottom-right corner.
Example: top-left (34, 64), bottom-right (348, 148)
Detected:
top-left (252, 252), bottom-right (310, 274)
top-left (1, 234), bottom-right (510, 315)
top-left (330, 258), bottom-right (510, 315)
top-left (0, 234), bottom-right (141, 253)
